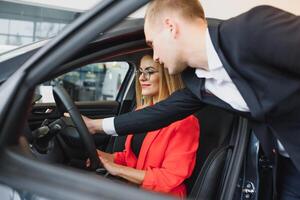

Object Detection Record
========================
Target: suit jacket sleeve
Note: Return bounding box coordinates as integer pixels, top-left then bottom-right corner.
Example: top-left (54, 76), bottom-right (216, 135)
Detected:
top-left (238, 6), bottom-right (300, 76)
top-left (141, 116), bottom-right (200, 192)
top-left (114, 87), bottom-right (204, 135)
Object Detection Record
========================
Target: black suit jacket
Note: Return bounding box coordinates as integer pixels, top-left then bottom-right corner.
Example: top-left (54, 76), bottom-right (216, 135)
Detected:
top-left (115, 6), bottom-right (300, 171)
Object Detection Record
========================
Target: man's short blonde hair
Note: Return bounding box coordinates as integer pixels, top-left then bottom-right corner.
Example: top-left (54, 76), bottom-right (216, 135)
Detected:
top-left (145, 0), bottom-right (205, 24)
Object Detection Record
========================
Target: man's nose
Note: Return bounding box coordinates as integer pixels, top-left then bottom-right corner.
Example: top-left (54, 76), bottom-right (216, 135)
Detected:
top-left (153, 54), bottom-right (160, 63)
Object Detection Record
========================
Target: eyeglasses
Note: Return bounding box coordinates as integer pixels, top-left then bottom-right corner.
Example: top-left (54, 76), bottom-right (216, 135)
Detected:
top-left (135, 68), bottom-right (159, 80)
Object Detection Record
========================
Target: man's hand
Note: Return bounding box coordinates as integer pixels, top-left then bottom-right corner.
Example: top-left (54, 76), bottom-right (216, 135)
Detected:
top-left (81, 115), bottom-right (103, 134)
top-left (64, 113), bottom-right (103, 134)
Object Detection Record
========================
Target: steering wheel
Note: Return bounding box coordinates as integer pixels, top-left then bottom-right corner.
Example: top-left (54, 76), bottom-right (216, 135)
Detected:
top-left (52, 85), bottom-right (100, 170)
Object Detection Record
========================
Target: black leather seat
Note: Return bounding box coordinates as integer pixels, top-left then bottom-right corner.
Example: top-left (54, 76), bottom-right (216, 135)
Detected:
top-left (104, 105), bottom-right (235, 200)
top-left (105, 135), bottom-right (127, 153)
top-left (189, 146), bottom-right (232, 199)
top-left (186, 106), bottom-right (235, 199)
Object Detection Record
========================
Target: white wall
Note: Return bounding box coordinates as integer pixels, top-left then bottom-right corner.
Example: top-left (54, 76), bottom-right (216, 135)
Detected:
top-left (5, 1), bottom-right (300, 18)
top-left (130, 0), bottom-right (300, 19)
top-left (201, 0), bottom-right (300, 19)
top-left (2, 0), bottom-right (100, 12)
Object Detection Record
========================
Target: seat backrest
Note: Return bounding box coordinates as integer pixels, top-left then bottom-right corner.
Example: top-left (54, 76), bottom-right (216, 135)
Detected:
top-left (105, 135), bottom-right (127, 153)
top-left (185, 105), bottom-right (235, 196)
top-left (188, 146), bottom-right (232, 200)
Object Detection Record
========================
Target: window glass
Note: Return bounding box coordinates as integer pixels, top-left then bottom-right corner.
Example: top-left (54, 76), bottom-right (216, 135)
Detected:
top-left (10, 20), bottom-right (34, 36)
top-left (0, 35), bottom-right (8, 44)
top-left (36, 62), bottom-right (129, 103)
top-left (0, 19), bottom-right (9, 34)
top-left (8, 35), bottom-right (33, 46)
top-left (36, 22), bottom-right (66, 38)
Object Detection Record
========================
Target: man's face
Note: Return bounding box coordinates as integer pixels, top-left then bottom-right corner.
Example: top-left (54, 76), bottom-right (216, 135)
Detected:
top-left (144, 19), bottom-right (187, 75)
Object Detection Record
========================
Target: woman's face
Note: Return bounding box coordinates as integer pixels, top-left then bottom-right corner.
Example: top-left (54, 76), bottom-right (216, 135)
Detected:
top-left (138, 58), bottom-right (160, 98)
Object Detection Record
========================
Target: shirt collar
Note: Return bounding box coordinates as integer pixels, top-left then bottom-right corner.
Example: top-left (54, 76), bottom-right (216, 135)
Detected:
top-left (205, 28), bottom-right (223, 71)
top-left (195, 28), bottom-right (223, 79)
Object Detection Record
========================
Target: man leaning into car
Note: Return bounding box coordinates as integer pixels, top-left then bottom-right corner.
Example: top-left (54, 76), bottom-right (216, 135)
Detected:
top-left (84, 0), bottom-right (300, 199)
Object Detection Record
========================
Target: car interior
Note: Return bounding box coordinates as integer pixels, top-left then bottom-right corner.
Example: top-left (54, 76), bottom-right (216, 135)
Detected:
top-left (23, 42), bottom-right (249, 199)
top-left (0, 9), bottom-right (252, 198)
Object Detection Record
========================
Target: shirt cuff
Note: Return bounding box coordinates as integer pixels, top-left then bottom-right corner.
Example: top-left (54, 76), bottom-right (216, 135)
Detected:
top-left (102, 117), bottom-right (118, 136)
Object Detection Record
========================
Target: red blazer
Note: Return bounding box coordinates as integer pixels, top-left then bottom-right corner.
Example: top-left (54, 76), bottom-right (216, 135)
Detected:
top-left (114, 115), bottom-right (200, 198)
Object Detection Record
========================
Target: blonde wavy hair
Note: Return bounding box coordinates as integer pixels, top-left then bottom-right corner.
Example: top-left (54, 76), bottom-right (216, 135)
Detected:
top-left (135, 55), bottom-right (184, 108)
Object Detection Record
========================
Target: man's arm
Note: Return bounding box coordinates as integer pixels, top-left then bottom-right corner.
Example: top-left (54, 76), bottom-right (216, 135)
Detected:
top-left (114, 87), bottom-right (204, 135)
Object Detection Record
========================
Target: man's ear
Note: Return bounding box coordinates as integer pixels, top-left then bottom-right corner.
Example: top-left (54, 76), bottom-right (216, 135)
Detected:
top-left (163, 18), bottom-right (179, 39)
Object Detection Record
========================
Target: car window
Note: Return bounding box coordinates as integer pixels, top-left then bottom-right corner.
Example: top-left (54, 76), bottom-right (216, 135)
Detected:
top-left (36, 61), bottom-right (129, 103)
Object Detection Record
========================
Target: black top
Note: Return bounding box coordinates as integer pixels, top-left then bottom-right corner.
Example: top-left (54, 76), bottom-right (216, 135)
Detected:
top-left (131, 132), bottom-right (147, 158)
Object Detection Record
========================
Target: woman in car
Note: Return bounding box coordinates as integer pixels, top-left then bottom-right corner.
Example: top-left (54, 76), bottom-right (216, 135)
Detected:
top-left (85, 55), bottom-right (200, 198)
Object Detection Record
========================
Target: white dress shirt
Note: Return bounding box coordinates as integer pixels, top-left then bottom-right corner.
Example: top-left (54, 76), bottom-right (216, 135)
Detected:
top-left (195, 29), bottom-right (249, 112)
top-left (102, 29), bottom-right (289, 157)
top-left (102, 117), bottom-right (117, 136)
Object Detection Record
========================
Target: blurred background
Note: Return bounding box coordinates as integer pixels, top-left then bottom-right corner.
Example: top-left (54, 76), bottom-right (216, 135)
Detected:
top-left (0, 0), bottom-right (299, 54)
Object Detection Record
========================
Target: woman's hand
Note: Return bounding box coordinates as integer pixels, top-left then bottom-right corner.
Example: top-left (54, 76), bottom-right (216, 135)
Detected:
top-left (100, 156), bottom-right (121, 176)
top-left (86, 150), bottom-right (114, 168)
top-left (99, 156), bottom-right (146, 184)
top-left (64, 113), bottom-right (103, 134)
top-left (97, 150), bottom-right (114, 162)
